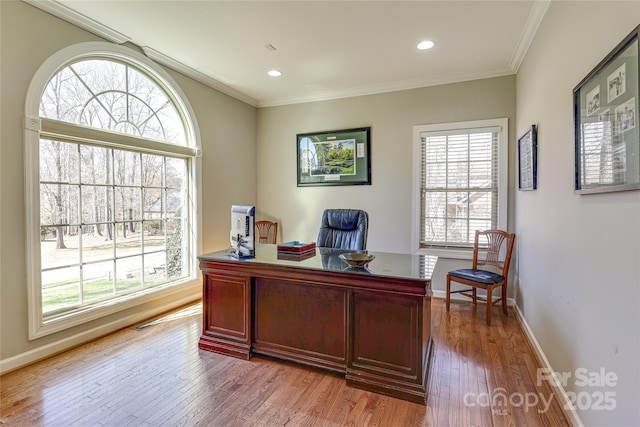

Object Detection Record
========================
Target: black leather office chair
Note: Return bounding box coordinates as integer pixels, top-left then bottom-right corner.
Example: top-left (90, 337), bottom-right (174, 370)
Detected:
top-left (317, 209), bottom-right (368, 250)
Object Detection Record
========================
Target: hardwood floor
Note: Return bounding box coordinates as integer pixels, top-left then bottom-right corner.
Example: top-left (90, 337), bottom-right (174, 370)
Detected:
top-left (0, 299), bottom-right (571, 426)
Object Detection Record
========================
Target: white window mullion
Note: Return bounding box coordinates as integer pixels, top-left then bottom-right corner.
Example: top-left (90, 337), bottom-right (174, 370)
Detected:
top-left (465, 134), bottom-right (471, 243)
top-left (40, 119), bottom-right (196, 159)
top-left (444, 136), bottom-right (450, 245)
top-left (77, 144), bottom-right (85, 306)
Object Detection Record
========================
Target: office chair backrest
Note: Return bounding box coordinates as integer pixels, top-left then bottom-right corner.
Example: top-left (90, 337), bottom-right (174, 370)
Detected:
top-left (317, 209), bottom-right (368, 250)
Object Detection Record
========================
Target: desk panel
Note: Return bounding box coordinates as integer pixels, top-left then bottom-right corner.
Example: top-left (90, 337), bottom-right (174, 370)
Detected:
top-left (199, 272), bottom-right (251, 359)
top-left (198, 245), bottom-right (435, 404)
top-left (254, 277), bottom-right (348, 372)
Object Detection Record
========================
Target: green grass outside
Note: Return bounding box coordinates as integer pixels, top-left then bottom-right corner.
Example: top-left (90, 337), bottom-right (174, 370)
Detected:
top-left (42, 278), bottom-right (160, 313)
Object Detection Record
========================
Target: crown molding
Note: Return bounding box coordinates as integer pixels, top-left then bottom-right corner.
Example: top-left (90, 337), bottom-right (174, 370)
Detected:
top-left (23, 0), bottom-right (131, 44)
top-left (25, 0), bottom-right (547, 109)
top-left (258, 66), bottom-right (515, 108)
top-left (261, 0), bottom-right (550, 108)
top-left (141, 46), bottom-right (258, 107)
top-left (509, 0), bottom-right (551, 72)
top-left (23, 0), bottom-right (258, 107)
top-left (141, 47), bottom-right (258, 107)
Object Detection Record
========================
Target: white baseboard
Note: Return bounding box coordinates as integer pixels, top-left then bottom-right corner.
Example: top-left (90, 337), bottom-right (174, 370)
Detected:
top-left (0, 293), bottom-right (200, 375)
top-left (512, 303), bottom-right (583, 427)
top-left (434, 290), bottom-right (582, 426)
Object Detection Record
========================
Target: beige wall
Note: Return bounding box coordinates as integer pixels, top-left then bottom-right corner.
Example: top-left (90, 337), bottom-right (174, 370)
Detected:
top-left (4, 1), bottom-right (640, 424)
top-left (516, 2), bottom-right (640, 425)
top-left (0, 1), bottom-right (256, 364)
top-left (256, 76), bottom-right (516, 295)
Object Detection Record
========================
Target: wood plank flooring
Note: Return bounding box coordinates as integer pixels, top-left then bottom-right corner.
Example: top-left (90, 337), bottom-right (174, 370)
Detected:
top-left (0, 299), bottom-right (571, 426)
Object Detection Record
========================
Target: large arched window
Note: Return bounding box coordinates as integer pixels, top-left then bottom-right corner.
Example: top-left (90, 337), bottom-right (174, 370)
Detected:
top-left (25, 43), bottom-right (201, 339)
top-left (40, 58), bottom-right (187, 143)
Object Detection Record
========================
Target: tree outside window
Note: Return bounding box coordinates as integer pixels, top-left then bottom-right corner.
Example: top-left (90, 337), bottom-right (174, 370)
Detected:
top-left (38, 58), bottom-right (192, 318)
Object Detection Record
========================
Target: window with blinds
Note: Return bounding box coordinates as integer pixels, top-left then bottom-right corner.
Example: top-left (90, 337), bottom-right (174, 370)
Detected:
top-left (413, 119), bottom-right (507, 252)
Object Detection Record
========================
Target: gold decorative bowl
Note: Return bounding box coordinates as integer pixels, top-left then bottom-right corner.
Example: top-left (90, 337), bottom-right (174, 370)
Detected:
top-left (339, 253), bottom-right (375, 268)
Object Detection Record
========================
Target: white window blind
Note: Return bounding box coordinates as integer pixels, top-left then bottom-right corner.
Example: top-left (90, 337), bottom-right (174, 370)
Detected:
top-left (419, 126), bottom-right (501, 249)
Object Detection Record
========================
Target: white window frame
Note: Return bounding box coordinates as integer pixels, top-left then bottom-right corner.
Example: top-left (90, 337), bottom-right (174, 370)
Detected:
top-left (412, 118), bottom-right (508, 259)
top-left (25, 42), bottom-right (202, 339)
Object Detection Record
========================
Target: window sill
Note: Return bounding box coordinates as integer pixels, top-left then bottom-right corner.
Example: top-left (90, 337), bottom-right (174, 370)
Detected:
top-left (31, 277), bottom-right (200, 340)
top-left (416, 247), bottom-right (474, 260)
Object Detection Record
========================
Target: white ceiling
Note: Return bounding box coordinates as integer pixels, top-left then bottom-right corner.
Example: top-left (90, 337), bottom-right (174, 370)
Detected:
top-left (28, 0), bottom-right (549, 107)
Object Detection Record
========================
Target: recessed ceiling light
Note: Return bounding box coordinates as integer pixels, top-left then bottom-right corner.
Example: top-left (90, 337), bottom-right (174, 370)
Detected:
top-left (417, 40), bottom-right (435, 50)
top-left (268, 70), bottom-right (282, 77)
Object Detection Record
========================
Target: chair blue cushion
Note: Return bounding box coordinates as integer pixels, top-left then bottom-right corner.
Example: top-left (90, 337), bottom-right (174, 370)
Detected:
top-left (317, 209), bottom-right (368, 250)
top-left (448, 268), bottom-right (504, 284)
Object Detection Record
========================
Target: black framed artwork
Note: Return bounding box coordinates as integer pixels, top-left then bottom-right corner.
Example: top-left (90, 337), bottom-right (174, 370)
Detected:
top-left (297, 127), bottom-right (371, 187)
top-left (574, 25), bottom-right (639, 194)
top-left (518, 125), bottom-right (538, 191)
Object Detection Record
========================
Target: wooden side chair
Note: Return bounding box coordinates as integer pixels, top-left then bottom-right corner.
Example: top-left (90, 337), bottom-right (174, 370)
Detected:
top-left (255, 220), bottom-right (278, 244)
top-left (446, 229), bottom-right (516, 325)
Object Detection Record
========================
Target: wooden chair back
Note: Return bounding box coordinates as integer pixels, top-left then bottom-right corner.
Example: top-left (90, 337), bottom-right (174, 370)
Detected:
top-left (473, 229), bottom-right (516, 278)
top-left (255, 220), bottom-right (278, 244)
top-left (446, 228), bottom-right (516, 325)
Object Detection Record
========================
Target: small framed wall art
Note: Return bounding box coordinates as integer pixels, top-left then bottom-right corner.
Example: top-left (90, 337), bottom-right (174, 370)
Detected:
top-left (297, 127), bottom-right (371, 187)
top-left (518, 125), bottom-right (538, 190)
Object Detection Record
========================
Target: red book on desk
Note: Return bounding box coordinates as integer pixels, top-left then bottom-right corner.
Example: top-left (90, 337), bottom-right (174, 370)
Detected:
top-left (277, 241), bottom-right (316, 254)
top-left (277, 250), bottom-right (316, 261)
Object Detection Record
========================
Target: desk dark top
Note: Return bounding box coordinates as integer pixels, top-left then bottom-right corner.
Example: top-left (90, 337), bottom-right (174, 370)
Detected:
top-left (198, 244), bottom-right (437, 282)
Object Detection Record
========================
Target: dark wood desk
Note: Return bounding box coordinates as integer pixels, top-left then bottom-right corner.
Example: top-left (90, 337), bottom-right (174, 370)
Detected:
top-left (198, 244), bottom-right (437, 404)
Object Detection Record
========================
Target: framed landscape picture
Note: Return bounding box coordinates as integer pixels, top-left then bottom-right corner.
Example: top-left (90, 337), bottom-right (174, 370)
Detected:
top-left (297, 127), bottom-right (371, 186)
